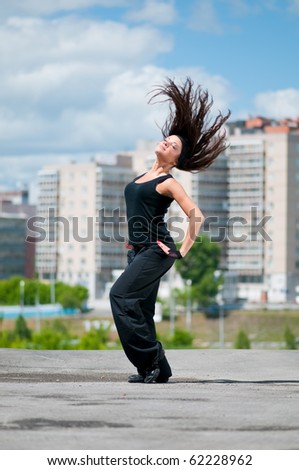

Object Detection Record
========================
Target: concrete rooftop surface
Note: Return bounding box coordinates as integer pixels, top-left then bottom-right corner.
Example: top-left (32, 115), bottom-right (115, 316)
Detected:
top-left (0, 348), bottom-right (299, 450)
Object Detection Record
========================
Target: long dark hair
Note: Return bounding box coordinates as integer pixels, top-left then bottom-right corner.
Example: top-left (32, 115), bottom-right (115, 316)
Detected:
top-left (148, 77), bottom-right (231, 172)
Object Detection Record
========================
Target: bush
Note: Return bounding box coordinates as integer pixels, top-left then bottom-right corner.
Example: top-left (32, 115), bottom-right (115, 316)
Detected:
top-left (0, 315), bottom-right (32, 348)
top-left (284, 325), bottom-right (297, 350)
top-left (30, 328), bottom-right (70, 350)
top-left (78, 325), bottom-right (111, 350)
top-left (14, 315), bottom-right (32, 340)
top-left (29, 320), bottom-right (74, 350)
top-left (159, 327), bottom-right (194, 349)
top-left (0, 330), bottom-right (18, 348)
top-left (234, 329), bottom-right (251, 349)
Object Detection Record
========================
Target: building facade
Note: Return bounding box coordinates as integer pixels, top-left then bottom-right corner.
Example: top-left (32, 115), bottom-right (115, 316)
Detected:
top-left (35, 117), bottom-right (299, 305)
top-left (227, 118), bottom-right (299, 302)
top-left (133, 120), bottom-right (299, 304)
top-left (0, 189), bottom-right (36, 279)
top-left (35, 156), bottom-right (135, 305)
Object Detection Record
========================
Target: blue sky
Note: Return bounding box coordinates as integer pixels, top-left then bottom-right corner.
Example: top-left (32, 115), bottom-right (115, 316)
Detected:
top-left (0, 0), bottom-right (298, 192)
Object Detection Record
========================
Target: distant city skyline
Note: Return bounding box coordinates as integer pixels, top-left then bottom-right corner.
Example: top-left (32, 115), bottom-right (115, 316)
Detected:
top-left (1, 0), bottom-right (298, 192)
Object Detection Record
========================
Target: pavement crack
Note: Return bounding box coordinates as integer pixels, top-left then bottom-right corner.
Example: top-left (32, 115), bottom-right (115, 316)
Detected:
top-left (0, 418), bottom-right (133, 430)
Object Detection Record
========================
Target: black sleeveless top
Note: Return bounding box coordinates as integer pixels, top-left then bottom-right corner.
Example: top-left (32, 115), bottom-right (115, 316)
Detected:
top-left (124, 174), bottom-right (174, 246)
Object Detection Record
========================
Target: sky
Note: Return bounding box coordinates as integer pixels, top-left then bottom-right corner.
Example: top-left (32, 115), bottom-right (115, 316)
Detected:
top-left (0, 0), bottom-right (299, 196)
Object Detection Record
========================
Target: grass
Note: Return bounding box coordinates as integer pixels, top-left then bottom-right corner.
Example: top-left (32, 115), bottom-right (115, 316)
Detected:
top-left (1, 308), bottom-right (299, 349)
top-left (157, 309), bottom-right (299, 348)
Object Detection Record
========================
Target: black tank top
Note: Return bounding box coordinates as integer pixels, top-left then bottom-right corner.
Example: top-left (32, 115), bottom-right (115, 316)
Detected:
top-left (124, 174), bottom-right (174, 246)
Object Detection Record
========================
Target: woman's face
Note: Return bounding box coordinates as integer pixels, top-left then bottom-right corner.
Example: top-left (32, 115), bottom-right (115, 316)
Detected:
top-left (155, 135), bottom-right (182, 166)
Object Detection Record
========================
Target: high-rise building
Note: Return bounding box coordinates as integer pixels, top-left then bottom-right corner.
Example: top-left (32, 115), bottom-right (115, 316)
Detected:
top-left (35, 156), bottom-right (135, 304)
top-left (226, 117), bottom-right (299, 302)
top-left (0, 189), bottom-right (36, 279)
top-left (35, 167), bottom-right (59, 280)
top-left (133, 119), bottom-right (299, 304)
top-left (191, 152), bottom-right (229, 268)
top-left (0, 212), bottom-right (27, 279)
top-left (35, 118), bottom-right (299, 305)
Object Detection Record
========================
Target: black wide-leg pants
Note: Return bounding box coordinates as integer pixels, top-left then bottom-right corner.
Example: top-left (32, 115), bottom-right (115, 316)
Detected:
top-left (110, 244), bottom-right (175, 377)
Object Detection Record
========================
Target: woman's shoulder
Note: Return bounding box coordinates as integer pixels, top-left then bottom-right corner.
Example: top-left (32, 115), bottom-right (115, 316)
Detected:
top-left (156, 174), bottom-right (183, 197)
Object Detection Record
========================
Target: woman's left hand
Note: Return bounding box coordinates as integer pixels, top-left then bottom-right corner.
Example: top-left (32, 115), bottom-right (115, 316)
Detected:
top-left (157, 240), bottom-right (182, 259)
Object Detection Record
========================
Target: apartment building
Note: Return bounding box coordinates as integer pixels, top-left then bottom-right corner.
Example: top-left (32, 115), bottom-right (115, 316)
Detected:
top-left (36, 156), bottom-right (135, 304)
top-left (133, 121), bottom-right (299, 304)
top-left (191, 152), bottom-right (229, 268)
top-left (0, 189), bottom-right (36, 279)
top-left (35, 118), bottom-right (299, 305)
top-left (35, 167), bottom-right (59, 280)
top-left (227, 117), bottom-right (299, 302)
top-left (0, 212), bottom-right (27, 279)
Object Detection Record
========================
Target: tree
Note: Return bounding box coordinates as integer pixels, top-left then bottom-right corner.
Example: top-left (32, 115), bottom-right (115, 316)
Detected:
top-left (0, 277), bottom-right (88, 311)
top-left (284, 325), bottom-right (297, 350)
top-left (234, 329), bottom-right (251, 349)
top-left (175, 235), bottom-right (222, 307)
top-left (14, 315), bottom-right (32, 340)
top-left (55, 282), bottom-right (88, 311)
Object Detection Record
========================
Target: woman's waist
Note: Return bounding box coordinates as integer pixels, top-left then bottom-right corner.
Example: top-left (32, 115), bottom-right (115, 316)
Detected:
top-left (126, 233), bottom-right (175, 248)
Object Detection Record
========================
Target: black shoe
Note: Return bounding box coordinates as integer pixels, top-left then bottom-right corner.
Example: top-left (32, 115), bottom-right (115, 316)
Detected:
top-left (128, 373), bottom-right (145, 383)
top-left (158, 354), bottom-right (172, 377)
top-left (144, 366), bottom-right (160, 384)
top-left (155, 375), bottom-right (169, 383)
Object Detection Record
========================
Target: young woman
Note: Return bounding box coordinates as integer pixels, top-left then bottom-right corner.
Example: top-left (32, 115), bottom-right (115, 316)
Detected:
top-left (110, 77), bottom-right (230, 383)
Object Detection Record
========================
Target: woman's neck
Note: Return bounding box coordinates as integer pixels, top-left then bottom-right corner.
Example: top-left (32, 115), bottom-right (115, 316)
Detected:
top-left (149, 160), bottom-right (172, 175)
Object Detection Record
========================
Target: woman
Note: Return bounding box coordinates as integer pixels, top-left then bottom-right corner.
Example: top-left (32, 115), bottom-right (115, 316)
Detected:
top-left (110, 77), bottom-right (230, 383)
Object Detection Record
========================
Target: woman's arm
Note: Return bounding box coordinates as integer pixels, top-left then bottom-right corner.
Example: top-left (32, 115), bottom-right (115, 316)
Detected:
top-left (157, 178), bottom-right (204, 257)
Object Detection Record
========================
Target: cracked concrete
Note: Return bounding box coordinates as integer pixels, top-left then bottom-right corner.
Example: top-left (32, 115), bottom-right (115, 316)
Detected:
top-left (0, 349), bottom-right (299, 450)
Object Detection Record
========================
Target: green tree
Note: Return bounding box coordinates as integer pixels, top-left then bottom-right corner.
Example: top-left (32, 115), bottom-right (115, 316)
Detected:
top-left (0, 277), bottom-right (88, 310)
top-left (14, 315), bottom-right (32, 340)
top-left (0, 315), bottom-right (32, 348)
top-left (0, 276), bottom-right (23, 305)
top-left (175, 235), bottom-right (222, 307)
top-left (55, 282), bottom-right (88, 311)
top-left (234, 329), bottom-right (251, 349)
top-left (284, 325), bottom-right (297, 350)
top-left (0, 276), bottom-right (51, 305)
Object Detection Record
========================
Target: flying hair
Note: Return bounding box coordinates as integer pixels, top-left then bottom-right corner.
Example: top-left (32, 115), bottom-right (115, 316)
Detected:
top-left (148, 77), bottom-right (231, 172)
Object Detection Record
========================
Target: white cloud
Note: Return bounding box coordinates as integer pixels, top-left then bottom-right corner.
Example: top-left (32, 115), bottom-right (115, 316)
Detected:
top-left (0, 15), bottom-right (173, 156)
top-left (0, 12), bottom-right (232, 159)
top-left (0, 7), bottom-right (234, 189)
top-left (125, 0), bottom-right (177, 25)
top-left (189, 0), bottom-right (224, 34)
top-left (0, 63), bottom-right (233, 188)
top-left (0, 0), bottom-right (129, 18)
top-left (254, 89), bottom-right (299, 118)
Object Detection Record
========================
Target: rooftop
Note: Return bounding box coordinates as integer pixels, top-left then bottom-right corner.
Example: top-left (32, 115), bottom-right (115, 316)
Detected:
top-left (0, 348), bottom-right (298, 450)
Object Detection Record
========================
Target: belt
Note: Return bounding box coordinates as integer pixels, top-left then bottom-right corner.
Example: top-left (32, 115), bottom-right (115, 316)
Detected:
top-left (125, 243), bottom-right (146, 250)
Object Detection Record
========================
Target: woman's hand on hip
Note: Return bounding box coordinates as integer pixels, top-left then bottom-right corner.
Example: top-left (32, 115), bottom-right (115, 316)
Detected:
top-left (156, 240), bottom-right (183, 259)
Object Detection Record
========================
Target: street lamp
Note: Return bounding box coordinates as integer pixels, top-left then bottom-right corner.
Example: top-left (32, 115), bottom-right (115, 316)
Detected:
top-left (20, 280), bottom-right (25, 314)
top-left (50, 271), bottom-right (55, 304)
top-left (169, 268), bottom-right (176, 335)
top-left (217, 290), bottom-right (225, 349)
top-left (35, 281), bottom-right (40, 331)
top-left (186, 279), bottom-right (192, 330)
top-left (214, 270), bottom-right (225, 349)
